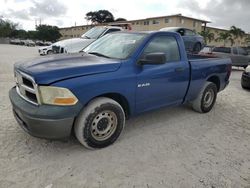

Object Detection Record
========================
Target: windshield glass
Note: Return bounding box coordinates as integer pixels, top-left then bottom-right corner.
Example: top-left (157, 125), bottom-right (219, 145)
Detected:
top-left (84, 33), bottom-right (146, 59)
top-left (81, 27), bottom-right (106, 39)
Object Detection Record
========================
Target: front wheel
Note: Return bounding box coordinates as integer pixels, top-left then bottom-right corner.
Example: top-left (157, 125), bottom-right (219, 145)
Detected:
top-left (47, 50), bottom-right (53, 55)
top-left (74, 97), bottom-right (125, 149)
top-left (192, 81), bottom-right (217, 113)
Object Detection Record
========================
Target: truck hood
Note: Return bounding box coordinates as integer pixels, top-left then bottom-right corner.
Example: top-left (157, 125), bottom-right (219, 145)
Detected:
top-left (15, 53), bottom-right (121, 85)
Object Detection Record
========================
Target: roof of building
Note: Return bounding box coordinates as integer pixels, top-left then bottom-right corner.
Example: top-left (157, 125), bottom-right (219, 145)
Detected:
top-left (128, 14), bottom-right (211, 23)
top-left (60, 13), bottom-right (211, 30)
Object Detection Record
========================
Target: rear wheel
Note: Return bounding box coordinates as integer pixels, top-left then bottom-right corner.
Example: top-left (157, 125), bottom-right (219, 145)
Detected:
top-left (192, 81), bottom-right (217, 113)
top-left (74, 97), bottom-right (125, 149)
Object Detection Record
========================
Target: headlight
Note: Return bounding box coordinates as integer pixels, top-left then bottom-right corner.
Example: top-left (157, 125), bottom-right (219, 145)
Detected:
top-left (39, 86), bottom-right (78, 106)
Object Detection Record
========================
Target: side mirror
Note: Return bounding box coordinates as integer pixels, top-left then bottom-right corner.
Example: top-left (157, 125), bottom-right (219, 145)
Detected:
top-left (138, 52), bottom-right (166, 65)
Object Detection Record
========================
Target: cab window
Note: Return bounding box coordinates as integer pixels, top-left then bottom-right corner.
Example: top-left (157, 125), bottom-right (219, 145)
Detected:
top-left (141, 35), bottom-right (180, 62)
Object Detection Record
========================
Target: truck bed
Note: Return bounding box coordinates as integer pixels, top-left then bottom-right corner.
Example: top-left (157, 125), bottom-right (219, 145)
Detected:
top-left (185, 54), bottom-right (231, 103)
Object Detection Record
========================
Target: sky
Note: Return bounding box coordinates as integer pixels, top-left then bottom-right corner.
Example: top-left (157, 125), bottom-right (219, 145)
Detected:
top-left (0, 0), bottom-right (250, 32)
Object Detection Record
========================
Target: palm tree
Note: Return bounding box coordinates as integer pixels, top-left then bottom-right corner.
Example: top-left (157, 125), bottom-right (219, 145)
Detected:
top-left (216, 32), bottom-right (234, 46)
top-left (229, 26), bottom-right (245, 45)
top-left (245, 36), bottom-right (250, 46)
top-left (199, 29), bottom-right (215, 44)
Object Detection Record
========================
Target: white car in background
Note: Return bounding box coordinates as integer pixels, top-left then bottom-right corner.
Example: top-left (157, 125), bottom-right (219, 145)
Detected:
top-left (52, 26), bottom-right (123, 54)
top-left (38, 41), bottom-right (65, 55)
top-left (38, 45), bottom-right (53, 55)
top-left (24, 40), bottom-right (35, 47)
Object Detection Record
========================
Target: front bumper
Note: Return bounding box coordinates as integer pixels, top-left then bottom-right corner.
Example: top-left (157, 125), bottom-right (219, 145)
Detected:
top-left (9, 87), bottom-right (83, 139)
top-left (241, 73), bottom-right (250, 89)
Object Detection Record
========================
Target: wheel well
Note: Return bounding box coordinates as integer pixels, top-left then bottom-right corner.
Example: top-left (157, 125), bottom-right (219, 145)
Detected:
top-left (95, 93), bottom-right (130, 118)
top-left (207, 76), bottom-right (220, 91)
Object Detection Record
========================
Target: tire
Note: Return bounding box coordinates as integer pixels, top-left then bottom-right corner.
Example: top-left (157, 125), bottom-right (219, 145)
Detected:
top-left (74, 97), bottom-right (125, 149)
top-left (47, 50), bottom-right (53, 55)
top-left (193, 43), bottom-right (201, 53)
top-left (192, 81), bottom-right (217, 113)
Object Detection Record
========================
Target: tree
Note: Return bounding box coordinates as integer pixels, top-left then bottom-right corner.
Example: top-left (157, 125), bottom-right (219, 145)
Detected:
top-left (245, 36), bottom-right (250, 45)
top-left (229, 26), bottom-right (245, 45)
top-left (216, 32), bottom-right (234, 46)
top-left (36, 25), bottom-right (61, 42)
top-left (85, 10), bottom-right (114, 24)
top-left (10, 29), bottom-right (27, 39)
top-left (115, 18), bottom-right (127, 22)
top-left (230, 26), bottom-right (245, 39)
top-left (27, 30), bottom-right (38, 40)
top-left (199, 29), bottom-right (215, 44)
top-left (0, 18), bottom-right (17, 37)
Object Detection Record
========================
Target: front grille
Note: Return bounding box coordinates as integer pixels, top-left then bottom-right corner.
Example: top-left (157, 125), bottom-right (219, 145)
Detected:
top-left (15, 71), bottom-right (39, 105)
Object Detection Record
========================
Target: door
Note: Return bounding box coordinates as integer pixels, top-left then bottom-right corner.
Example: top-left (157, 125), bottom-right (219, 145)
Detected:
top-left (136, 35), bottom-right (190, 113)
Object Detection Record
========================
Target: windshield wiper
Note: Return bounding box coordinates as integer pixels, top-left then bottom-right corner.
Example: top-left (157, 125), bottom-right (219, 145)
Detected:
top-left (88, 52), bottom-right (111, 58)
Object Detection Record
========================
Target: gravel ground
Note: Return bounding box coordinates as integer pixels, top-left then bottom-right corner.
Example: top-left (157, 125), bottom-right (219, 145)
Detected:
top-left (0, 44), bottom-right (250, 188)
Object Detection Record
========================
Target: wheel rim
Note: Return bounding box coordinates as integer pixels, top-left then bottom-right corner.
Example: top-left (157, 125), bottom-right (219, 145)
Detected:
top-left (90, 110), bottom-right (118, 141)
top-left (203, 88), bottom-right (214, 108)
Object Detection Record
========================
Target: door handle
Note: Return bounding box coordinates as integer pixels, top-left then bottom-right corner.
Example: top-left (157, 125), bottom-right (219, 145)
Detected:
top-left (175, 67), bottom-right (185, 72)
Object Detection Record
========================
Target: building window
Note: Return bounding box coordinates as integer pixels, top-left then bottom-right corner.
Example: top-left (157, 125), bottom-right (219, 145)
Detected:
top-left (152, 20), bottom-right (159, 24)
top-left (136, 22), bottom-right (139, 25)
top-left (132, 22), bottom-right (135, 25)
top-left (179, 18), bottom-right (184, 24)
top-left (144, 21), bottom-right (149, 25)
top-left (193, 21), bottom-right (198, 27)
top-left (165, 18), bottom-right (171, 23)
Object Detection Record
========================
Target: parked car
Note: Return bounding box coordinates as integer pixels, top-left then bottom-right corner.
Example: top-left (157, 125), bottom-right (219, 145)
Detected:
top-left (9, 31), bottom-right (231, 149)
top-left (159, 27), bottom-right (205, 53)
top-left (38, 41), bottom-right (66, 55)
top-left (38, 45), bottom-right (53, 55)
top-left (35, 41), bottom-right (45, 46)
top-left (44, 41), bottom-right (52, 46)
top-left (10, 39), bottom-right (21, 45)
top-left (241, 66), bottom-right (250, 89)
top-left (24, 40), bottom-right (35, 47)
top-left (19, 40), bottom-right (26, 45)
top-left (198, 46), bottom-right (215, 57)
top-left (52, 26), bottom-right (123, 54)
top-left (241, 46), bottom-right (250, 55)
top-left (211, 47), bottom-right (249, 69)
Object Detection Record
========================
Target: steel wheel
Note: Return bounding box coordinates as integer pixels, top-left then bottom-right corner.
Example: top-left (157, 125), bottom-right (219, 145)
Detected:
top-left (203, 88), bottom-right (215, 108)
top-left (91, 110), bottom-right (118, 141)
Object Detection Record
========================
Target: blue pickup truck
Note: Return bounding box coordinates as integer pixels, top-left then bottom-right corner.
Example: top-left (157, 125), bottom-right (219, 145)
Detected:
top-left (9, 31), bottom-right (232, 149)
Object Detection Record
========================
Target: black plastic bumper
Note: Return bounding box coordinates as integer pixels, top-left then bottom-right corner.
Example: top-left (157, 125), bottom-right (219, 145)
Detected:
top-left (241, 73), bottom-right (250, 89)
top-left (9, 87), bottom-right (83, 139)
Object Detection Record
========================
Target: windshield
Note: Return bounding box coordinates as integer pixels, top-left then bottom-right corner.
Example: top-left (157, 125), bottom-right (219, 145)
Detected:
top-left (81, 27), bottom-right (106, 39)
top-left (84, 33), bottom-right (146, 59)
